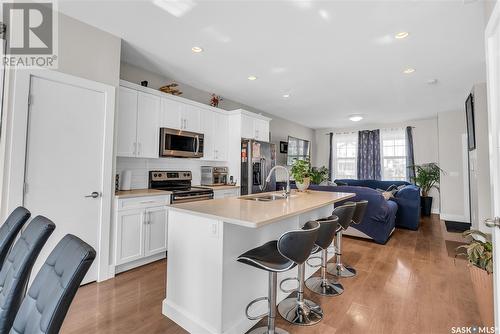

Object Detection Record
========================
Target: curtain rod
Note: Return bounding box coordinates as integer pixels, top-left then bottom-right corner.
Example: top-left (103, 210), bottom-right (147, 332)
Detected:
top-left (324, 126), bottom-right (415, 135)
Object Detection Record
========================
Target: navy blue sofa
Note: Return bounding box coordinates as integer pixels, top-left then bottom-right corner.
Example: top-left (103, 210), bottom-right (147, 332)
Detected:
top-left (305, 184), bottom-right (397, 244)
top-left (335, 179), bottom-right (421, 231)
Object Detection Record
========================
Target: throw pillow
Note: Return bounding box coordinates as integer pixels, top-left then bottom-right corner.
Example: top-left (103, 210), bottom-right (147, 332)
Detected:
top-left (382, 191), bottom-right (394, 200)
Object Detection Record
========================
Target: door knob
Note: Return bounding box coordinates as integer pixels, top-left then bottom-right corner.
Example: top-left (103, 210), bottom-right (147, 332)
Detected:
top-left (485, 217), bottom-right (500, 228)
top-left (84, 192), bottom-right (101, 199)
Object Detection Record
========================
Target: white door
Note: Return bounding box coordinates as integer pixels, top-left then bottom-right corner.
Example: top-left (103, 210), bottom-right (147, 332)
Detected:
top-left (214, 112), bottom-right (228, 161)
top-left (201, 110), bottom-right (215, 160)
top-left (136, 92), bottom-right (160, 158)
top-left (182, 104), bottom-right (200, 132)
top-left (144, 206), bottom-right (168, 256)
top-left (160, 97), bottom-right (182, 130)
top-left (23, 76), bottom-right (107, 284)
top-left (255, 119), bottom-right (270, 142)
top-left (485, 4), bottom-right (500, 326)
top-left (116, 86), bottom-right (138, 157)
top-left (115, 209), bottom-right (145, 265)
top-left (240, 114), bottom-right (255, 139)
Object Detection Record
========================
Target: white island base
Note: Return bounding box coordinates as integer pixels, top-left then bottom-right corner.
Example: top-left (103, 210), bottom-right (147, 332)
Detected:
top-left (162, 190), bottom-right (354, 334)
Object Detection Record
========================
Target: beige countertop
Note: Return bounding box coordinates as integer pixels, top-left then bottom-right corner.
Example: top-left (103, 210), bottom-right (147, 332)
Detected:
top-left (115, 189), bottom-right (172, 199)
top-left (195, 185), bottom-right (240, 191)
top-left (169, 190), bottom-right (355, 228)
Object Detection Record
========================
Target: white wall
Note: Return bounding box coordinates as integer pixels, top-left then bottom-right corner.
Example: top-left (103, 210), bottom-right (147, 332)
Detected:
top-left (438, 110), bottom-right (470, 223)
top-left (313, 117), bottom-right (440, 213)
top-left (469, 83), bottom-right (492, 232)
top-left (120, 62), bottom-right (315, 166)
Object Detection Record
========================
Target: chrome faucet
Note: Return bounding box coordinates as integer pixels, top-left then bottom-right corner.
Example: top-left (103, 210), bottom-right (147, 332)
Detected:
top-left (266, 165), bottom-right (290, 198)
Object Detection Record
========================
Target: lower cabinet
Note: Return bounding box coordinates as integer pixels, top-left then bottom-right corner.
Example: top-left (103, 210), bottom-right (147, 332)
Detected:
top-left (213, 187), bottom-right (240, 199)
top-left (114, 195), bottom-right (169, 269)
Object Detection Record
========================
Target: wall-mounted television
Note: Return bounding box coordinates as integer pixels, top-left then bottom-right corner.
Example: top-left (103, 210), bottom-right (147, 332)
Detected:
top-left (287, 136), bottom-right (311, 165)
top-left (465, 93), bottom-right (476, 151)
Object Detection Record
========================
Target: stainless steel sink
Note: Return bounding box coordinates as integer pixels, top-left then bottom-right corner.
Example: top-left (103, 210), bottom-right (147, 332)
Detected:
top-left (239, 193), bottom-right (288, 201)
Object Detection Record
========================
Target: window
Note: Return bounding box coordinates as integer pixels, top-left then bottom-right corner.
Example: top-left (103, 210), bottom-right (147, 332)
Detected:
top-left (381, 129), bottom-right (407, 181)
top-left (287, 136), bottom-right (310, 165)
top-left (332, 133), bottom-right (357, 179)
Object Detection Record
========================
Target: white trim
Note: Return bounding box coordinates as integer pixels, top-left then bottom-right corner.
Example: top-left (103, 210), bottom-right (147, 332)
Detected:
top-left (431, 208), bottom-right (440, 215)
top-left (439, 213), bottom-right (470, 223)
top-left (3, 68), bottom-right (115, 283)
top-left (114, 252), bottom-right (165, 274)
top-left (162, 299), bottom-right (221, 334)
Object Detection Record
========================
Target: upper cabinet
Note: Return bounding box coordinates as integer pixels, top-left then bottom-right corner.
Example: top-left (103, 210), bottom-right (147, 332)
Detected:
top-left (202, 111), bottom-right (228, 161)
top-left (116, 86), bottom-right (160, 158)
top-left (161, 97), bottom-right (200, 132)
top-left (238, 110), bottom-right (271, 142)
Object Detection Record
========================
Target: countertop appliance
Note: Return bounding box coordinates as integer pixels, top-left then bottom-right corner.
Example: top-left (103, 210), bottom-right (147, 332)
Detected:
top-left (160, 128), bottom-right (204, 158)
top-left (149, 171), bottom-right (213, 204)
top-left (241, 139), bottom-right (276, 195)
top-left (201, 166), bottom-right (229, 186)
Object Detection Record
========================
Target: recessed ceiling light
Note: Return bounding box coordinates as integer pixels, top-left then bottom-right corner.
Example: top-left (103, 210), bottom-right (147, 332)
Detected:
top-left (191, 46), bottom-right (203, 53)
top-left (349, 115), bottom-right (363, 122)
top-left (247, 75), bottom-right (257, 81)
top-left (395, 31), bottom-right (409, 39)
top-left (283, 93), bottom-right (290, 98)
top-left (403, 68), bottom-right (416, 74)
top-left (427, 78), bottom-right (438, 84)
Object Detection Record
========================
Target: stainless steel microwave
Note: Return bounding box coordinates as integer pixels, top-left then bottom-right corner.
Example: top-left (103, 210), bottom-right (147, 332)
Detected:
top-left (160, 128), bottom-right (204, 158)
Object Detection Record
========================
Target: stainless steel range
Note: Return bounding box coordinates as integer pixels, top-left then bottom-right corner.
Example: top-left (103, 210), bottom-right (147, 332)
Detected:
top-left (149, 171), bottom-right (213, 204)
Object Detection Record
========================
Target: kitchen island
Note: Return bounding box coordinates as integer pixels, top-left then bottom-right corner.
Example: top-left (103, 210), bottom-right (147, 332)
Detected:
top-left (162, 190), bottom-right (355, 334)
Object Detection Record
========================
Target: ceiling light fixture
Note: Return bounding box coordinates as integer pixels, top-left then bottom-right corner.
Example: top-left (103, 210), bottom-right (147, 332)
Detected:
top-left (349, 115), bottom-right (363, 122)
top-left (395, 31), bottom-right (409, 39)
top-left (191, 46), bottom-right (203, 53)
top-left (283, 93), bottom-right (290, 98)
top-left (427, 78), bottom-right (438, 85)
top-left (403, 68), bottom-right (415, 74)
top-left (247, 75), bottom-right (257, 81)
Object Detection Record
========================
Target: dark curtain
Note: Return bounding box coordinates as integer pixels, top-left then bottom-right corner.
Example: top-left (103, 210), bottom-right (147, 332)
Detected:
top-left (357, 129), bottom-right (381, 180)
top-left (328, 132), bottom-right (333, 181)
top-left (406, 126), bottom-right (416, 182)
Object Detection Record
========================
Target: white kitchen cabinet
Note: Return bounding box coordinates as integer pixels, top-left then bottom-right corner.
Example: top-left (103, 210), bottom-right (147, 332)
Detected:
top-left (240, 114), bottom-right (256, 140)
top-left (116, 86), bottom-right (160, 158)
top-left (137, 92), bottom-right (160, 158)
top-left (200, 110), bottom-right (215, 160)
top-left (161, 97), bottom-right (200, 132)
top-left (239, 112), bottom-right (270, 142)
top-left (115, 209), bottom-right (145, 265)
top-left (114, 195), bottom-right (170, 271)
top-left (213, 112), bottom-right (228, 161)
top-left (254, 118), bottom-right (270, 142)
top-left (213, 187), bottom-right (240, 199)
top-left (116, 86), bottom-right (139, 157)
top-left (144, 206), bottom-right (168, 256)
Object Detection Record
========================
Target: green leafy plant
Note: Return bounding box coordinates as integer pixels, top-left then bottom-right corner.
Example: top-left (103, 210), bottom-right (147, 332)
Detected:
top-left (310, 166), bottom-right (329, 185)
top-left (291, 159), bottom-right (310, 183)
top-left (456, 230), bottom-right (493, 274)
top-left (410, 163), bottom-right (443, 197)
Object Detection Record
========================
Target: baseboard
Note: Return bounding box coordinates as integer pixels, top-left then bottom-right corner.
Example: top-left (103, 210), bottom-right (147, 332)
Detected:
top-left (162, 299), bottom-right (221, 334)
top-left (115, 252), bottom-right (165, 274)
top-left (439, 213), bottom-right (470, 223)
top-left (431, 208), bottom-right (440, 214)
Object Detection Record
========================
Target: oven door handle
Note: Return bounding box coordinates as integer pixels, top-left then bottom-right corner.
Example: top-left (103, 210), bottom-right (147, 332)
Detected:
top-left (173, 193), bottom-right (212, 200)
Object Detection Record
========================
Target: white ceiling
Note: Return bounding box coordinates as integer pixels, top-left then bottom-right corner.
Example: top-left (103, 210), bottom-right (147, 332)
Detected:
top-left (59, 0), bottom-right (487, 129)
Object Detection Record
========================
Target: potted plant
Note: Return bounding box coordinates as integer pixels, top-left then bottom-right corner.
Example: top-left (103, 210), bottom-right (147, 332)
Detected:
top-left (291, 159), bottom-right (311, 191)
top-left (310, 166), bottom-right (329, 185)
top-left (410, 163), bottom-right (442, 216)
top-left (456, 230), bottom-right (494, 326)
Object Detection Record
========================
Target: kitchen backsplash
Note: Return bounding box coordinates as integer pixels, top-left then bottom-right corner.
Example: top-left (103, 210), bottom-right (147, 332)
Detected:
top-left (116, 157), bottom-right (227, 189)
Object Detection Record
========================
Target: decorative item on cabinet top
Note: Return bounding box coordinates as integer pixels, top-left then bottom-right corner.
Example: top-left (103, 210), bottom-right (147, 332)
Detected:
top-left (210, 94), bottom-right (223, 107)
top-left (159, 82), bottom-right (182, 96)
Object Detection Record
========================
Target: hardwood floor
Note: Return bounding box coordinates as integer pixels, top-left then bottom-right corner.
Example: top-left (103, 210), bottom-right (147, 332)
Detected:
top-left (61, 215), bottom-right (480, 334)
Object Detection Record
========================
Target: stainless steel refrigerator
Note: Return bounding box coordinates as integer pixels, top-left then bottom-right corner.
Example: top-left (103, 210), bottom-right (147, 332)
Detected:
top-left (241, 139), bottom-right (276, 195)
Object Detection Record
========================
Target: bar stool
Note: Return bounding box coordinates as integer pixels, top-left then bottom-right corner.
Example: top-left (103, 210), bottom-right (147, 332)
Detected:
top-left (304, 215), bottom-right (344, 296)
top-left (326, 203), bottom-right (356, 278)
top-left (237, 221), bottom-right (320, 334)
top-left (277, 222), bottom-right (325, 326)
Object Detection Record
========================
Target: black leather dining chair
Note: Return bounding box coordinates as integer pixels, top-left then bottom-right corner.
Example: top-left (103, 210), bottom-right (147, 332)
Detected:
top-left (0, 207), bottom-right (31, 271)
top-left (0, 216), bottom-right (55, 333)
top-left (10, 234), bottom-right (96, 334)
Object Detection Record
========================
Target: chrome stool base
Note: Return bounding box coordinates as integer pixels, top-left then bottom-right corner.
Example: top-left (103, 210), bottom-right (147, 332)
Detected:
top-left (305, 276), bottom-right (344, 296)
top-left (327, 262), bottom-right (357, 278)
top-left (248, 327), bottom-right (289, 334)
top-left (277, 296), bottom-right (323, 326)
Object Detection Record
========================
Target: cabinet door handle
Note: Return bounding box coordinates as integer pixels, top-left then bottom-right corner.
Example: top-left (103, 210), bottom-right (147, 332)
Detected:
top-left (138, 142), bottom-right (142, 156)
top-left (133, 142), bottom-right (137, 155)
top-left (143, 211), bottom-right (147, 224)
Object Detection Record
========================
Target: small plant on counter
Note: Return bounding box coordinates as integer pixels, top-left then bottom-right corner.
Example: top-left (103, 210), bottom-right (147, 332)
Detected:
top-left (291, 159), bottom-right (311, 191)
top-left (310, 166), bottom-right (329, 185)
